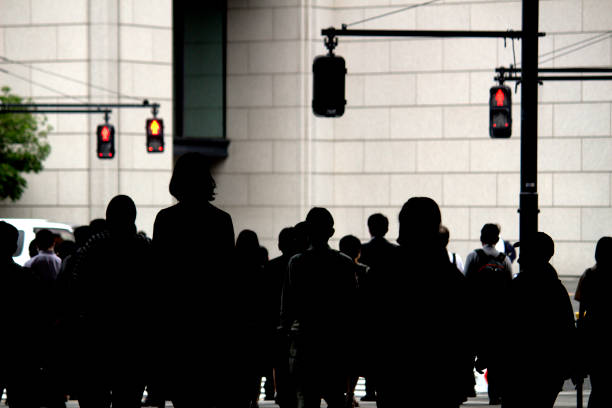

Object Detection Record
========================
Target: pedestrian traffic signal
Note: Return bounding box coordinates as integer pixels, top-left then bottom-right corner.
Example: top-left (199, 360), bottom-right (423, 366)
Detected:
top-left (96, 124), bottom-right (115, 159)
top-left (146, 118), bottom-right (164, 153)
top-left (489, 85), bottom-right (512, 138)
top-left (312, 54), bottom-right (346, 117)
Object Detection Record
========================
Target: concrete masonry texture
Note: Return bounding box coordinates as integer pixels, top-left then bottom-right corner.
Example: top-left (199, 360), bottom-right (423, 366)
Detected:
top-left (0, 0), bottom-right (611, 276)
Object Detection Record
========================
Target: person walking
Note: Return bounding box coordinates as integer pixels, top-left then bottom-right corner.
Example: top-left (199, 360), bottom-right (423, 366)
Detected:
top-left (574, 236), bottom-right (612, 408)
top-left (71, 195), bottom-right (154, 408)
top-left (496, 232), bottom-right (576, 408)
top-left (463, 223), bottom-right (513, 405)
top-left (280, 208), bottom-right (358, 408)
top-left (368, 197), bottom-right (472, 408)
top-left (152, 152), bottom-right (247, 408)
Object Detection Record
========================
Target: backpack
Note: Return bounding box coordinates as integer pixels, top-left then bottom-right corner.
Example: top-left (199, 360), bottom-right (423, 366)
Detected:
top-left (475, 249), bottom-right (507, 276)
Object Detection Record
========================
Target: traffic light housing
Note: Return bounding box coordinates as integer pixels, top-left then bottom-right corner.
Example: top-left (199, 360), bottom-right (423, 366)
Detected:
top-left (489, 85), bottom-right (512, 138)
top-left (96, 124), bottom-right (115, 159)
top-left (146, 118), bottom-right (164, 153)
top-left (312, 54), bottom-right (346, 117)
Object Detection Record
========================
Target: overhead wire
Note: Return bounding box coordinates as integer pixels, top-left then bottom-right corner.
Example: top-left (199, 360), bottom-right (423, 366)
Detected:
top-left (0, 56), bottom-right (142, 102)
top-left (0, 67), bottom-right (89, 104)
top-left (345, 0), bottom-right (444, 28)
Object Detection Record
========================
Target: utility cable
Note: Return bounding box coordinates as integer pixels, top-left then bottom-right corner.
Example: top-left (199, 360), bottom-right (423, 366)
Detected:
top-left (345, 0), bottom-right (443, 28)
top-left (0, 56), bottom-right (142, 101)
top-left (0, 68), bottom-right (89, 104)
top-left (539, 32), bottom-right (612, 65)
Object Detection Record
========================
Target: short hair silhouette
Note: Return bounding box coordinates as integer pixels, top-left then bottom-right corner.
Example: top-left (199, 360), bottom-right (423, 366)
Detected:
top-left (595, 236), bottom-right (612, 265)
top-left (0, 221), bottom-right (19, 259)
top-left (398, 197), bottom-right (441, 246)
top-left (35, 229), bottom-right (55, 251)
top-left (56, 240), bottom-right (77, 260)
top-left (339, 235), bottom-right (361, 260)
top-left (480, 223), bottom-right (500, 245)
top-left (278, 227), bottom-right (296, 255)
top-left (73, 225), bottom-right (93, 247)
top-left (439, 225), bottom-right (450, 248)
top-left (89, 218), bottom-right (107, 235)
top-left (368, 213), bottom-right (389, 237)
top-left (169, 152), bottom-right (216, 202)
top-left (305, 207), bottom-right (335, 243)
top-left (106, 195), bottom-right (137, 230)
top-left (293, 221), bottom-right (310, 252)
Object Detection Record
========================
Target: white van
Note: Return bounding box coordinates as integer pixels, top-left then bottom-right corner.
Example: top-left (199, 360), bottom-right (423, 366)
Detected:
top-left (1, 218), bottom-right (75, 266)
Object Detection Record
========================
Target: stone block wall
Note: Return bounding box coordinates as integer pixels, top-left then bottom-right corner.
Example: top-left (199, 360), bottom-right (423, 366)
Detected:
top-left (219, 0), bottom-right (612, 275)
top-left (0, 0), bottom-right (174, 235)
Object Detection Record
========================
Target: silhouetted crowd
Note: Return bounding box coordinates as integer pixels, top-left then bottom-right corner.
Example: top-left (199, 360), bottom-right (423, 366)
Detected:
top-left (1, 152), bottom-right (611, 408)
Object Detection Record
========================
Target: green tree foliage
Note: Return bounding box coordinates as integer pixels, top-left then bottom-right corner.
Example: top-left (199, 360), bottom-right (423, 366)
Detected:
top-left (0, 86), bottom-right (52, 201)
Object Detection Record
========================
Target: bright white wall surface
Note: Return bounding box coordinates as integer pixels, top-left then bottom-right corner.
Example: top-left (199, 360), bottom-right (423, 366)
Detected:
top-left (0, 0), bottom-right (174, 236)
top-left (220, 0), bottom-right (612, 275)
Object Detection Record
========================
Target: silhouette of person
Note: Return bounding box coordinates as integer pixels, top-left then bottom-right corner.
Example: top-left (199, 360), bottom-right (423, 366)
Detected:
top-left (280, 207), bottom-right (358, 408)
top-left (439, 225), bottom-right (464, 274)
top-left (339, 234), bottom-right (368, 408)
top-left (574, 236), bottom-right (612, 408)
top-left (22, 228), bottom-right (66, 408)
top-left (463, 223), bottom-right (513, 405)
top-left (234, 229), bottom-right (271, 408)
top-left (368, 197), bottom-right (472, 408)
top-left (70, 195), bottom-right (154, 408)
top-left (152, 152), bottom-right (244, 408)
top-left (358, 213), bottom-right (397, 403)
top-left (264, 227), bottom-right (301, 408)
top-left (24, 229), bottom-right (62, 282)
top-left (0, 221), bottom-right (40, 408)
top-left (496, 232), bottom-right (576, 408)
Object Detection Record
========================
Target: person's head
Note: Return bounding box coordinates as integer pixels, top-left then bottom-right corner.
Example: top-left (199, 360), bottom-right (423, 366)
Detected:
top-left (339, 235), bottom-right (361, 262)
top-left (169, 152), bottom-right (216, 203)
top-left (368, 213), bottom-right (389, 238)
top-left (480, 223), bottom-right (500, 246)
top-left (56, 240), bottom-right (76, 260)
top-left (398, 197), bottom-right (441, 247)
top-left (293, 221), bottom-right (310, 253)
top-left (305, 207), bottom-right (335, 246)
top-left (278, 227), bottom-right (296, 256)
top-left (439, 225), bottom-right (450, 248)
top-left (35, 229), bottom-right (55, 252)
top-left (0, 221), bottom-right (19, 260)
top-left (89, 218), bottom-right (107, 235)
top-left (106, 195), bottom-right (137, 235)
top-left (73, 225), bottom-right (92, 247)
top-left (28, 239), bottom-right (38, 258)
top-left (595, 236), bottom-right (612, 267)
top-left (236, 229), bottom-right (260, 259)
top-left (518, 231), bottom-right (555, 266)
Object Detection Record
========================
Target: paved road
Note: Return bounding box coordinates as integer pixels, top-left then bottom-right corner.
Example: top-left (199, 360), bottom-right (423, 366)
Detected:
top-left (0, 391), bottom-right (589, 407)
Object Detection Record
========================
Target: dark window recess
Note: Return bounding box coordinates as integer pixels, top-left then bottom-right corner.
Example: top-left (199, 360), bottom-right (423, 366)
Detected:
top-left (173, 0), bottom-right (229, 158)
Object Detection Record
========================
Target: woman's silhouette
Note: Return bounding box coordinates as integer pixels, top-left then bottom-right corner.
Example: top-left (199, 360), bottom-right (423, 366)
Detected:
top-left (153, 153), bottom-right (246, 408)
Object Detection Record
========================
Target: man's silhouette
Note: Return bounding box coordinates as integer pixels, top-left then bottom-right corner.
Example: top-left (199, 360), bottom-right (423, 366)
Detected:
top-left (463, 223), bottom-right (512, 405)
top-left (265, 227), bottom-right (299, 408)
top-left (153, 152), bottom-right (244, 408)
top-left (24, 229), bottom-right (62, 283)
top-left (575, 236), bottom-right (612, 408)
top-left (439, 225), bottom-right (464, 274)
top-left (497, 232), bottom-right (575, 408)
top-left (70, 195), bottom-right (154, 408)
top-left (368, 197), bottom-right (472, 408)
top-left (0, 221), bottom-right (40, 408)
top-left (280, 208), bottom-right (358, 408)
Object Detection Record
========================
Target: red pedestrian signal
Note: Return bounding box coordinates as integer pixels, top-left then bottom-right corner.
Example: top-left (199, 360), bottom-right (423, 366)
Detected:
top-left (96, 124), bottom-right (115, 159)
top-left (146, 118), bottom-right (164, 153)
top-left (489, 85), bottom-right (512, 138)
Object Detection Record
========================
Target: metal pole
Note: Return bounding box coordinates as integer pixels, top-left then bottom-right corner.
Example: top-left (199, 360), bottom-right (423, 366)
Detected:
top-left (519, 0), bottom-right (539, 261)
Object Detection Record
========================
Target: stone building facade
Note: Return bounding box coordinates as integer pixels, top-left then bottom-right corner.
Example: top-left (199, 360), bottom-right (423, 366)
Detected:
top-left (1, 0), bottom-right (611, 275)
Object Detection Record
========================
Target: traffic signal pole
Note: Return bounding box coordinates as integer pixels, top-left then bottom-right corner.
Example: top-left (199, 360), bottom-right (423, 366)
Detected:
top-left (519, 0), bottom-right (539, 262)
